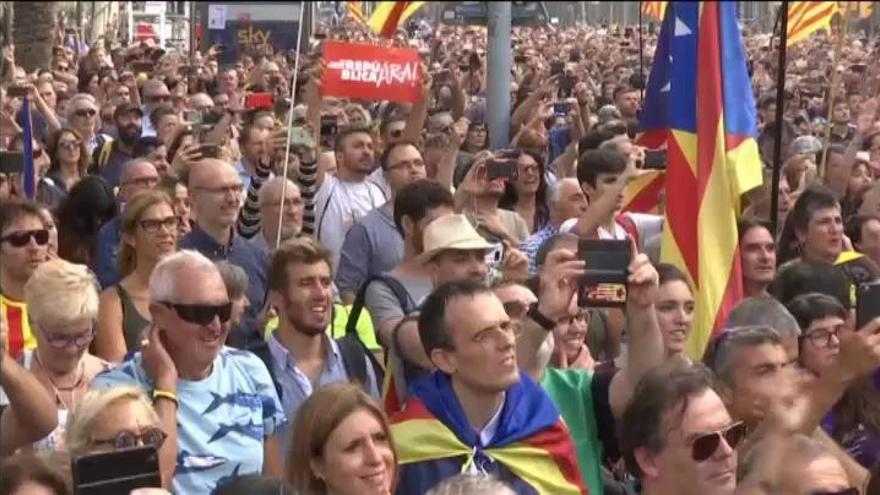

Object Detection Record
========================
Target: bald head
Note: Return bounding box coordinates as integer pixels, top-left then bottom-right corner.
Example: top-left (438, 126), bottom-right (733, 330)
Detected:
top-left (120, 159), bottom-right (159, 199)
top-left (188, 159), bottom-right (243, 231)
top-left (259, 176), bottom-right (300, 208)
top-left (188, 159), bottom-right (238, 189)
top-left (189, 93), bottom-right (214, 112)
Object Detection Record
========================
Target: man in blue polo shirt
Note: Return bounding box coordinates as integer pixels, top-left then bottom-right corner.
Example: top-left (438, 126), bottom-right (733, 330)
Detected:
top-left (179, 159), bottom-right (267, 348)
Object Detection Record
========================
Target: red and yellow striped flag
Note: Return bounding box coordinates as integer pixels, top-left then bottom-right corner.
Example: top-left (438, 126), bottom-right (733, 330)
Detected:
top-left (638, 2), bottom-right (763, 357)
top-left (642, 1), bottom-right (669, 20)
top-left (787, 1), bottom-right (840, 46)
top-left (368, 1), bottom-right (426, 38)
top-left (346, 1), bottom-right (368, 24)
top-left (623, 170), bottom-right (665, 214)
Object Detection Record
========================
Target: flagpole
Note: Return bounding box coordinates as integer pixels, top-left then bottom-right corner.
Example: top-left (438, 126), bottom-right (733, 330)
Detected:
top-left (275, 3), bottom-right (306, 250)
top-left (770, 0), bottom-right (789, 234)
top-left (818, 2), bottom-right (849, 180)
top-left (638, 1), bottom-right (645, 102)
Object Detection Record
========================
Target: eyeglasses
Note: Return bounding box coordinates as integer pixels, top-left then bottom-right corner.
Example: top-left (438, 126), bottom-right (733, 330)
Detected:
top-left (58, 140), bottom-right (81, 151)
top-left (690, 421), bottom-right (747, 462)
top-left (801, 327), bottom-right (841, 348)
top-left (559, 309), bottom-right (590, 326)
top-left (91, 427), bottom-right (168, 450)
top-left (74, 108), bottom-right (97, 118)
top-left (139, 216), bottom-right (178, 233)
top-left (162, 302), bottom-right (232, 325)
top-left (1, 229), bottom-right (50, 247)
top-left (42, 327), bottom-right (96, 349)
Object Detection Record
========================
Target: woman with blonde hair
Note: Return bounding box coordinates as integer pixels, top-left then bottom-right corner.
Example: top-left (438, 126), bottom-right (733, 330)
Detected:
top-left (95, 190), bottom-right (177, 362)
top-left (287, 384), bottom-right (397, 495)
top-left (66, 386), bottom-right (165, 457)
top-left (22, 259), bottom-right (110, 453)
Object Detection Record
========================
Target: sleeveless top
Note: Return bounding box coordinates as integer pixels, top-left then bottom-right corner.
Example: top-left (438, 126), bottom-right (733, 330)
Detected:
top-left (116, 285), bottom-right (150, 352)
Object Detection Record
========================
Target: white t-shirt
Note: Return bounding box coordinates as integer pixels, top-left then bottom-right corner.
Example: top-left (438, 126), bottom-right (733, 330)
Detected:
top-left (560, 212), bottom-right (663, 251)
top-left (315, 175), bottom-right (387, 269)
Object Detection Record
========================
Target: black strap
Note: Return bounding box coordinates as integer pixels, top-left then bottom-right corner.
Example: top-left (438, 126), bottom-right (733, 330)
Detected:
top-left (346, 275), bottom-right (413, 337)
top-left (336, 334), bottom-right (385, 390)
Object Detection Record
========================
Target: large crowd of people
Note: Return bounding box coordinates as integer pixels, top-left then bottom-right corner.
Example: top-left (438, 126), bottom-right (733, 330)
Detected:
top-left (1, 7), bottom-right (880, 495)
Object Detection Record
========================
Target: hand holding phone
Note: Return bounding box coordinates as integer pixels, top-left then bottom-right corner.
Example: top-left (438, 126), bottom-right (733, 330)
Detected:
top-left (486, 157), bottom-right (518, 181)
top-left (72, 446), bottom-right (161, 495)
top-left (577, 239), bottom-right (632, 307)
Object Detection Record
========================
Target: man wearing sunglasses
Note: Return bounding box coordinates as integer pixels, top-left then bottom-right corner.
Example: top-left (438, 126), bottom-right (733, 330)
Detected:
top-left (91, 250), bottom-right (285, 493)
top-left (0, 200), bottom-right (50, 360)
top-left (620, 364), bottom-right (747, 495)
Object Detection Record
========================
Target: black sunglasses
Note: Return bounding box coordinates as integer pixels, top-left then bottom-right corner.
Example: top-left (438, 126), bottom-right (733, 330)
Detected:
top-left (162, 302), bottom-right (232, 325)
top-left (690, 421), bottom-right (747, 462)
top-left (75, 108), bottom-right (97, 118)
top-left (1, 229), bottom-right (50, 247)
top-left (91, 427), bottom-right (167, 450)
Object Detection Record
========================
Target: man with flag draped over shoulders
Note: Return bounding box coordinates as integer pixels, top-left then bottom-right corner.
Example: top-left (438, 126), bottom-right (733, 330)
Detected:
top-left (390, 279), bottom-right (588, 495)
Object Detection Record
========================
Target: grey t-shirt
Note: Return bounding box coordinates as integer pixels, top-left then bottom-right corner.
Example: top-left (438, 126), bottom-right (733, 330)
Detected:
top-left (364, 273), bottom-right (433, 330)
top-left (335, 205), bottom-right (404, 295)
top-left (364, 272), bottom-right (434, 403)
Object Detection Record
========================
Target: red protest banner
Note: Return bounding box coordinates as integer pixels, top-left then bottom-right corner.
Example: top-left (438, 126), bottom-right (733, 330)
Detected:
top-left (321, 41), bottom-right (422, 103)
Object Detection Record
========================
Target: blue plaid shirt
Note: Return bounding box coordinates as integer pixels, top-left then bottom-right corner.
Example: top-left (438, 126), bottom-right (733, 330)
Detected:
top-left (519, 223), bottom-right (559, 276)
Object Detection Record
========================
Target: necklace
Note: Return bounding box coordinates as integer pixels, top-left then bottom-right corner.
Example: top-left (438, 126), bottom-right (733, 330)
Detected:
top-left (33, 353), bottom-right (86, 411)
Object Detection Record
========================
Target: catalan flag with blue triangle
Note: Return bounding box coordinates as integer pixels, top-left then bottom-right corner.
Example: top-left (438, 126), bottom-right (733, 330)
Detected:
top-left (638, 2), bottom-right (763, 358)
top-left (390, 370), bottom-right (587, 495)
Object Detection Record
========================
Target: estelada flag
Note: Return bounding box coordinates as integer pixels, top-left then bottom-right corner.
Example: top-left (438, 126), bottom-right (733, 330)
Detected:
top-left (638, 2), bottom-right (763, 358)
top-left (623, 170), bottom-right (665, 214)
top-left (321, 41), bottom-right (422, 103)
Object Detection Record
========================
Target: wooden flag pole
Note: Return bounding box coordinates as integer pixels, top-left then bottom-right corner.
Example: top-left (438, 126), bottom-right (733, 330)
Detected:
top-left (819, 2), bottom-right (850, 180)
top-left (770, 0), bottom-right (789, 234)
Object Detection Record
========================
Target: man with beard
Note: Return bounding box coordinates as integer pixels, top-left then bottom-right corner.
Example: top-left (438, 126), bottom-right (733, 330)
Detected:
top-left (90, 102), bottom-right (144, 189)
top-left (312, 126), bottom-right (387, 269)
top-left (263, 237), bottom-right (381, 461)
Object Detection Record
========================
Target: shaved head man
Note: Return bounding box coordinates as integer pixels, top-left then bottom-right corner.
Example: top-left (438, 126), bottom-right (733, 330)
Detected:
top-left (179, 159), bottom-right (267, 347)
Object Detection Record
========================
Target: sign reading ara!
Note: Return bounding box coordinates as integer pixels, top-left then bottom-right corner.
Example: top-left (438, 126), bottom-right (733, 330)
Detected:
top-left (321, 41), bottom-right (422, 103)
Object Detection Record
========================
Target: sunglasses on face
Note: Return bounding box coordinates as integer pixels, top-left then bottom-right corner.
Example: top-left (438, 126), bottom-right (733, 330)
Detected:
top-left (162, 302), bottom-right (232, 325)
top-left (139, 216), bottom-right (178, 233)
top-left (1, 229), bottom-right (50, 247)
top-left (74, 108), bottom-right (97, 118)
top-left (690, 421), bottom-right (747, 462)
top-left (91, 427), bottom-right (167, 450)
top-left (42, 327), bottom-right (96, 349)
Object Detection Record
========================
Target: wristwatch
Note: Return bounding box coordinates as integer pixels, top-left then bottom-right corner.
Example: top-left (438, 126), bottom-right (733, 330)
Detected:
top-left (527, 303), bottom-right (556, 331)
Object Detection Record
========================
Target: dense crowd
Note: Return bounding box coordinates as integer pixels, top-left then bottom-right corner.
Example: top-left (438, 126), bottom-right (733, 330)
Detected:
top-left (1, 9), bottom-right (880, 495)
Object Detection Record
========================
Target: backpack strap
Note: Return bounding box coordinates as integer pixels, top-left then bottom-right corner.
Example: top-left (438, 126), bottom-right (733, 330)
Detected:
top-left (346, 274), bottom-right (413, 338)
top-left (336, 334), bottom-right (385, 391)
top-left (248, 338), bottom-right (283, 400)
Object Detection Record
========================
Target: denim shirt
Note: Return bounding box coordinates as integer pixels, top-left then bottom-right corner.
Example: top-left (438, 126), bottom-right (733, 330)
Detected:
top-left (93, 215), bottom-right (122, 289)
top-left (179, 226), bottom-right (267, 346)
